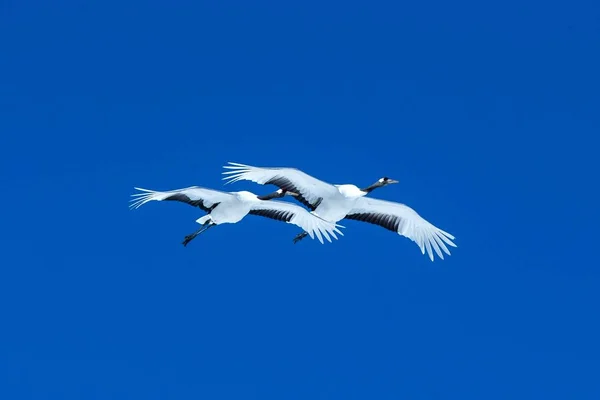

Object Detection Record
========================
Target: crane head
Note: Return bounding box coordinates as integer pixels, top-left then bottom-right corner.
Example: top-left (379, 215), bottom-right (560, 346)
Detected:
top-left (379, 177), bottom-right (399, 185)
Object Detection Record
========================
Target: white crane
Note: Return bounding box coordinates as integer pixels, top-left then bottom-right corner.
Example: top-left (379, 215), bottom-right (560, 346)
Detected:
top-left (222, 162), bottom-right (456, 261)
top-left (130, 186), bottom-right (344, 246)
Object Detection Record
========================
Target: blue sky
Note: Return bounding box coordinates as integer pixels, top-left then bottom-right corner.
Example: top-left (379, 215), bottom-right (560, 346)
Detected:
top-left (1, 0), bottom-right (599, 398)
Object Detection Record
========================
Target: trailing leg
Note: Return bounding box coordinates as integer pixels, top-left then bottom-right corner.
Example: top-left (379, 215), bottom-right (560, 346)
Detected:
top-left (182, 222), bottom-right (214, 247)
top-left (293, 231), bottom-right (308, 244)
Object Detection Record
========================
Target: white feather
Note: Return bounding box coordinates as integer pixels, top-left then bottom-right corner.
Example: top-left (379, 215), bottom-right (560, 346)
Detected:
top-left (347, 197), bottom-right (456, 261)
top-left (249, 199), bottom-right (345, 244)
top-left (222, 162), bottom-right (339, 207)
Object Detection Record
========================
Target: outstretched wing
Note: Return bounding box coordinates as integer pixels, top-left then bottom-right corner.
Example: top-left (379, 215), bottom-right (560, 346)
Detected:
top-left (129, 186), bottom-right (234, 211)
top-left (249, 200), bottom-right (344, 244)
top-left (346, 197), bottom-right (457, 261)
top-left (222, 162), bottom-right (338, 211)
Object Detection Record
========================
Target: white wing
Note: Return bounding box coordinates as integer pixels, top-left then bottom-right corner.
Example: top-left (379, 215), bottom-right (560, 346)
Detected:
top-left (249, 200), bottom-right (344, 244)
top-left (129, 186), bottom-right (234, 210)
top-left (222, 162), bottom-right (339, 210)
top-left (346, 197), bottom-right (457, 261)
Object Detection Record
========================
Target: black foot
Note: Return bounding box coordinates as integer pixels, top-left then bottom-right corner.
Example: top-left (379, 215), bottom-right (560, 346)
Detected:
top-left (182, 234), bottom-right (196, 247)
top-left (293, 232), bottom-right (308, 244)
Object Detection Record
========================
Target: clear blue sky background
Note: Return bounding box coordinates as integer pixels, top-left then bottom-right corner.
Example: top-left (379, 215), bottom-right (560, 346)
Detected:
top-left (1, 1), bottom-right (599, 399)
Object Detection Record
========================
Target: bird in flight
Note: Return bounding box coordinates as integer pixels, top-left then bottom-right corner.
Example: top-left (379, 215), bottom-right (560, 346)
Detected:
top-left (222, 162), bottom-right (456, 261)
top-left (130, 186), bottom-right (344, 246)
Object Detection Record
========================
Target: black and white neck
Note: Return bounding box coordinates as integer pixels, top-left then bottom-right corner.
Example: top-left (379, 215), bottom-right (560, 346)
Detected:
top-left (360, 177), bottom-right (398, 193)
top-left (257, 189), bottom-right (292, 201)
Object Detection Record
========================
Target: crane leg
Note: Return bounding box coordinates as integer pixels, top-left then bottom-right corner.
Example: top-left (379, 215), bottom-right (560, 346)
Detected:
top-left (182, 223), bottom-right (214, 247)
top-left (293, 231), bottom-right (308, 244)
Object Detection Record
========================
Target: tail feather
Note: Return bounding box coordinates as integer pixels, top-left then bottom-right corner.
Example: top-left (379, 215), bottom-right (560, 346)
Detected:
top-left (222, 162), bottom-right (254, 170)
top-left (221, 162), bottom-right (258, 185)
top-left (129, 187), bottom-right (172, 210)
